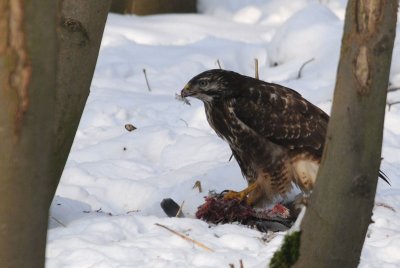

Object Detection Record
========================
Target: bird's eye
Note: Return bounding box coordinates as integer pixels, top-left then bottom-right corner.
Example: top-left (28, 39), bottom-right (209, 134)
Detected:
top-left (199, 80), bottom-right (209, 87)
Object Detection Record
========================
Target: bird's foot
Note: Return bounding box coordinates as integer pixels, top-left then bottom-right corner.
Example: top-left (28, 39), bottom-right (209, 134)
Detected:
top-left (222, 183), bottom-right (258, 205)
top-left (223, 190), bottom-right (248, 202)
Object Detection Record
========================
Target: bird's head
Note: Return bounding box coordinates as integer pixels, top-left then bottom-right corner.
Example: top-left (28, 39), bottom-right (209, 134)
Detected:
top-left (181, 69), bottom-right (242, 103)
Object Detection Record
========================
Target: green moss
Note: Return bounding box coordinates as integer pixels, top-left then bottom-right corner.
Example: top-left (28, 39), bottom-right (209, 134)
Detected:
top-left (269, 231), bottom-right (301, 268)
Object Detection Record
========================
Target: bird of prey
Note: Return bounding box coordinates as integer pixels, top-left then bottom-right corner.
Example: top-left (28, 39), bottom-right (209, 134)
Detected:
top-left (181, 69), bottom-right (388, 207)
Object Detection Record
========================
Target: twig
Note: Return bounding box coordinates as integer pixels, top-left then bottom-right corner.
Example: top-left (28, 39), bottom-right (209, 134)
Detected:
top-left (155, 223), bottom-right (214, 252)
top-left (229, 260), bottom-right (244, 268)
top-left (126, 209), bottom-right (140, 214)
top-left (388, 86), bottom-right (400, 92)
top-left (228, 154), bottom-right (234, 161)
top-left (216, 59), bottom-right (222, 69)
top-left (143, 68), bottom-right (152, 92)
top-left (176, 201), bottom-right (185, 217)
top-left (50, 216), bottom-right (66, 227)
top-left (254, 58), bottom-right (259, 79)
top-left (387, 101), bottom-right (400, 111)
top-left (297, 58), bottom-right (315, 79)
top-left (375, 202), bottom-right (396, 212)
top-left (179, 118), bottom-right (189, 127)
top-left (175, 93), bottom-right (191, 105)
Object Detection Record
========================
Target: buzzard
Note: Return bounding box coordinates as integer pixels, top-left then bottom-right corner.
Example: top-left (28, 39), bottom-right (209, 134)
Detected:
top-left (181, 69), bottom-right (388, 206)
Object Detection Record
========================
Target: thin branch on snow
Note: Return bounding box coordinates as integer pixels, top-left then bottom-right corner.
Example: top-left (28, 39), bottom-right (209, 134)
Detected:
top-left (387, 101), bottom-right (400, 111)
top-left (229, 260), bottom-right (244, 268)
top-left (297, 58), bottom-right (315, 79)
top-left (179, 118), bottom-right (189, 127)
top-left (175, 201), bottom-right (185, 217)
top-left (388, 87), bottom-right (400, 93)
top-left (126, 209), bottom-right (141, 214)
top-left (142, 68), bottom-right (152, 92)
top-left (216, 59), bottom-right (222, 69)
top-left (155, 223), bottom-right (214, 252)
top-left (50, 216), bottom-right (66, 228)
top-left (254, 58), bottom-right (259, 79)
top-left (375, 202), bottom-right (396, 212)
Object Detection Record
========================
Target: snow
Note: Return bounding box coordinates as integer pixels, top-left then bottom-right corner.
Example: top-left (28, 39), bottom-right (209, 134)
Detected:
top-left (47, 1), bottom-right (400, 267)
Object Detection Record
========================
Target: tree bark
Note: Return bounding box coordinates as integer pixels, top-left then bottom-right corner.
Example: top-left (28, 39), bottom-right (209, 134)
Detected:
top-left (295, 1), bottom-right (398, 268)
top-left (110, 0), bottom-right (197, 15)
top-left (55, 0), bottom-right (111, 190)
top-left (0, 1), bottom-right (110, 267)
top-left (0, 1), bottom-right (58, 267)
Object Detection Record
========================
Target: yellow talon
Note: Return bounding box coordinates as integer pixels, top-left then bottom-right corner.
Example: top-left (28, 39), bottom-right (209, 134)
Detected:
top-left (223, 183), bottom-right (258, 205)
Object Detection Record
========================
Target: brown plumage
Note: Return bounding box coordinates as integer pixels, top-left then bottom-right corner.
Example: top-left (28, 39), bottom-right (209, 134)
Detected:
top-left (181, 69), bottom-right (386, 206)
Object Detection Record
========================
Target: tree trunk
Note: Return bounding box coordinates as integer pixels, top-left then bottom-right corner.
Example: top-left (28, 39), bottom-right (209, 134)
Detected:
top-left (0, 1), bottom-right (58, 267)
top-left (55, 0), bottom-right (111, 190)
top-left (110, 0), bottom-right (197, 15)
top-left (294, 1), bottom-right (398, 268)
top-left (0, 1), bottom-right (110, 267)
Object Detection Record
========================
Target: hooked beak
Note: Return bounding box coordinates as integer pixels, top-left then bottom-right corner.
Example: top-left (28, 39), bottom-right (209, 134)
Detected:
top-left (181, 84), bottom-right (193, 98)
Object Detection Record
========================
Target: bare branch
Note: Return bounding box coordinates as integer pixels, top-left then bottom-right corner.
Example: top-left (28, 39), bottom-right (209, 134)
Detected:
top-left (388, 86), bottom-right (400, 92)
top-left (179, 118), bottom-right (189, 126)
top-left (50, 216), bottom-right (66, 228)
top-left (375, 202), bottom-right (396, 212)
top-left (228, 259), bottom-right (244, 268)
top-left (175, 201), bottom-right (185, 217)
top-left (387, 101), bottom-right (400, 111)
top-left (297, 58), bottom-right (315, 79)
top-left (142, 68), bottom-right (151, 91)
top-left (254, 58), bottom-right (259, 79)
top-left (216, 59), bottom-right (222, 69)
top-left (154, 223), bottom-right (214, 252)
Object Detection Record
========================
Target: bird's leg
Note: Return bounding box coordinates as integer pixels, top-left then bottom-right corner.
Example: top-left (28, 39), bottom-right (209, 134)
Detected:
top-left (223, 183), bottom-right (258, 205)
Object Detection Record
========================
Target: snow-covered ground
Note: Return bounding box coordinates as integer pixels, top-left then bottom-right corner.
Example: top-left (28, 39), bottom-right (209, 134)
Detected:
top-left (46, 1), bottom-right (400, 267)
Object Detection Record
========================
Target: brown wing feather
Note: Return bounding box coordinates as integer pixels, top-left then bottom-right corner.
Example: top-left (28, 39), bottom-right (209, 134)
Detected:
top-left (232, 79), bottom-right (329, 156)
